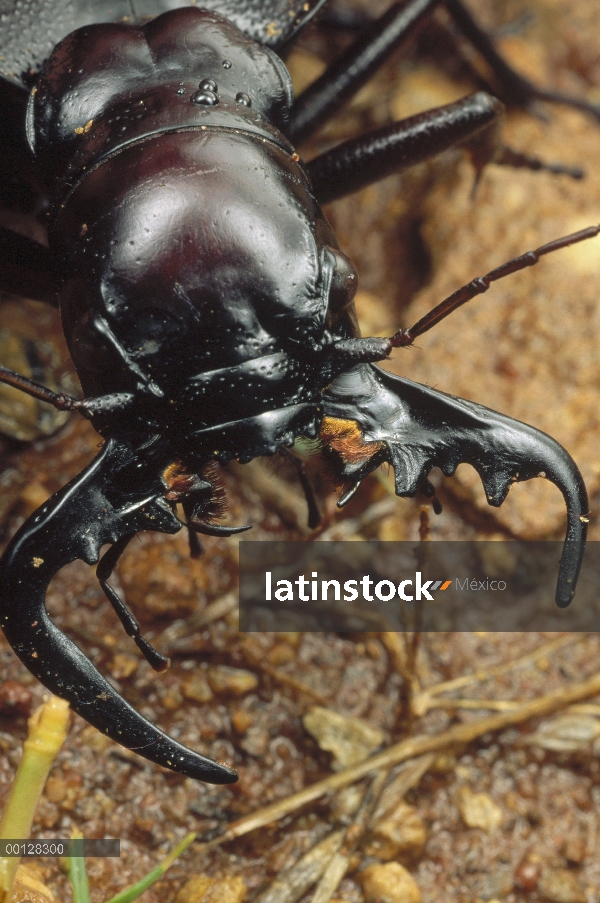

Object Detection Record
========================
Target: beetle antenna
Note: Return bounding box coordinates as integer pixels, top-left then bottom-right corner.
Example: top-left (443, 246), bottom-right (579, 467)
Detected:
top-left (0, 365), bottom-right (83, 411)
top-left (390, 224), bottom-right (600, 347)
top-left (0, 365), bottom-right (136, 418)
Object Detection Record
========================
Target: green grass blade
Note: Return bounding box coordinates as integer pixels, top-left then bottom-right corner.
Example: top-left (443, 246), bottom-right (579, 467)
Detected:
top-left (65, 834), bottom-right (91, 903)
top-left (103, 832), bottom-right (196, 903)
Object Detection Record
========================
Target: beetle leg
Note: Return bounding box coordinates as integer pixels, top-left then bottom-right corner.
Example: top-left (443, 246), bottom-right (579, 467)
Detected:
top-left (181, 486), bottom-right (252, 537)
top-left (323, 364), bottom-right (588, 608)
top-left (290, 0), bottom-right (439, 143)
top-left (184, 512), bottom-right (252, 538)
top-left (308, 92), bottom-right (504, 205)
top-left (291, 0), bottom-right (599, 145)
top-left (338, 480), bottom-right (363, 508)
top-left (0, 436), bottom-right (237, 783)
top-left (96, 535), bottom-right (170, 673)
top-left (308, 89), bottom-right (585, 203)
top-left (422, 479), bottom-right (443, 515)
top-left (186, 521), bottom-right (204, 559)
top-left (445, 0), bottom-right (600, 123)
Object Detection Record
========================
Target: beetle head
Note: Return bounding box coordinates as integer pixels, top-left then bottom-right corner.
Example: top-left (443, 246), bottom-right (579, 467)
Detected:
top-left (55, 126), bottom-right (380, 463)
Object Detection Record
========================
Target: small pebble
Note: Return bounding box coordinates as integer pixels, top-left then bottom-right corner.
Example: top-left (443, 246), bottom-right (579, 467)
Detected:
top-left (457, 787), bottom-right (503, 832)
top-left (515, 856), bottom-right (542, 891)
top-left (562, 835), bottom-right (587, 865)
top-left (175, 874), bottom-right (247, 903)
top-left (303, 706), bottom-right (384, 770)
top-left (161, 688), bottom-right (184, 710)
top-left (183, 673), bottom-right (214, 703)
top-left (109, 653), bottom-right (138, 680)
top-left (267, 642), bottom-right (295, 666)
top-left (207, 665), bottom-right (258, 696)
top-left (240, 725), bottom-right (269, 757)
top-left (331, 785), bottom-right (363, 820)
top-left (365, 801), bottom-right (427, 860)
top-left (44, 776), bottom-right (67, 804)
top-left (537, 868), bottom-right (587, 903)
top-left (477, 867), bottom-right (514, 899)
top-left (359, 862), bottom-right (421, 903)
top-left (231, 709), bottom-right (253, 734)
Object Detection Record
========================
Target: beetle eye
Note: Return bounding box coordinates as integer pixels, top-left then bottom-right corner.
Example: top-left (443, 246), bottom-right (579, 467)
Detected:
top-left (328, 250), bottom-right (358, 312)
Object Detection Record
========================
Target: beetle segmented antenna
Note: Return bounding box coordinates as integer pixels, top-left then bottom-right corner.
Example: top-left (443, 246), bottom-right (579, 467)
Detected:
top-left (0, 365), bottom-right (82, 411)
top-left (0, 366), bottom-right (136, 419)
top-left (390, 224), bottom-right (600, 347)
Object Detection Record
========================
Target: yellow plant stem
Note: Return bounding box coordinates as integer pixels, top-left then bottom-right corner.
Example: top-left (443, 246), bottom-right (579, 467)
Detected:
top-left (0, 697), bottom-right (70, 901)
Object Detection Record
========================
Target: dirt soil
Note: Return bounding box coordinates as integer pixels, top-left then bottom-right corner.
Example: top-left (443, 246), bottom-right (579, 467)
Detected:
top-left (1, 1), bottom-right (600, 901)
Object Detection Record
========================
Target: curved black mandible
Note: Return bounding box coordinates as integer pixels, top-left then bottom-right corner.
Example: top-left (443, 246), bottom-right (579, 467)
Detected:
top-left (0, 438), bottom-right (237, 783)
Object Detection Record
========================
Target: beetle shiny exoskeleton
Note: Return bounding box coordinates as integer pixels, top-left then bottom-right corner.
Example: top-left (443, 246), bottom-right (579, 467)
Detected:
top-left (0, 0), bottom-right (598, 782)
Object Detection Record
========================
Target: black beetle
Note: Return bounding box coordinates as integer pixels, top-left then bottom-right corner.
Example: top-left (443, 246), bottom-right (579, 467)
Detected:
top-left (0, 0), bottom-right (597, 783)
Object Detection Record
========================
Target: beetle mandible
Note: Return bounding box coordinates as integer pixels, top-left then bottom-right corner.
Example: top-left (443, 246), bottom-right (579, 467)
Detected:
top-left (0, 0), bottom-right (598, 783)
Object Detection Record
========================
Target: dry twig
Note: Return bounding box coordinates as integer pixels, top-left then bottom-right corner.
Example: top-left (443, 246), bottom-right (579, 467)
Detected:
top-left (309, 769), bottom-right (390, 903)
top-left (254, 831), bottom-right (345, 903)
top-left (412, 633), bottom-right (583, 715)
top-left (309, 755), bottom-right (434, 903)
top-left (194, 665), bottom-right (600, 853)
